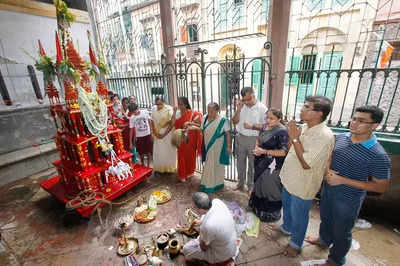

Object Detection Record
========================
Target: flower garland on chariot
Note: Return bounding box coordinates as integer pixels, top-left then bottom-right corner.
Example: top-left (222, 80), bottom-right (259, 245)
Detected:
top-left (77, 85), bottom-right (133, 182)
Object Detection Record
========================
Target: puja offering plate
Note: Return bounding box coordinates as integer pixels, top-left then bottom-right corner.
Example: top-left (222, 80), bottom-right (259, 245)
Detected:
top-left (134, 208), bottom-right (156, 223)
top-left (134, 202), bottom-right (157, 223)
top-left (151, 189), bottom-right (172, 204)
top-left (185, 208), bottom-right (200, 225)
top-left (176, 208), bottom-right (200, 237)
top-left (117, 237), bottom-right (139, 256)
top-left (177, 226), bottom-right (199, 238)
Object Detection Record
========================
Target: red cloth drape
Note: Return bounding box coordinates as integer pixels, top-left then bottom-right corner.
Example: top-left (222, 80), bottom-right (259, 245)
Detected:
top-left (175, 110), bottom-right (202, 181)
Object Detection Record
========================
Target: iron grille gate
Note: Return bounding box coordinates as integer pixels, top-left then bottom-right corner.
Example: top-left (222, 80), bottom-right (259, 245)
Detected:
top-left (284, 46), bottom-right (400, 134)
top-left (107, 42), bottom-right (273, 181)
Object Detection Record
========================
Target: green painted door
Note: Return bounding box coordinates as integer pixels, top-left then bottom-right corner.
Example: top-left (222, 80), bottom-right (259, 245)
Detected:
top-left (297, 54), bottom-right (317, 103)
top-left (220, 71), bottom-right (228, 107)
top-left (251, 59), bottom-right (264, 100)
top-left (317, 52), bottom-right (343, 100)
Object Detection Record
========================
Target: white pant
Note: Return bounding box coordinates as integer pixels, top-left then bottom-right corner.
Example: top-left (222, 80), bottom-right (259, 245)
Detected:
top-left (182, 238), bottom-right (238, 264)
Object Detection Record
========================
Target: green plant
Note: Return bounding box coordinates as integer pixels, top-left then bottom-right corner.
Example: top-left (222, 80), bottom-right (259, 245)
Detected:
top-left (54, 0), bottom-right (76, 24)
top-left (97, 57), bottom-right (109, 76)
top-left (58, 60), bottom-right (80, 83)
top-left (34, 55), bottom-right (57, 83)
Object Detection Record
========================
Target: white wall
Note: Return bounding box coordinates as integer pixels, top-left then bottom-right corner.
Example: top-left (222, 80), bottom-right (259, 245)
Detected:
top-left (0, 9), bottom-right (90, 109)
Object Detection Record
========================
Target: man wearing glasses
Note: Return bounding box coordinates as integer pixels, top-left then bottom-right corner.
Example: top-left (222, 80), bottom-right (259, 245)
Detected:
top-left (279, 96), bottom-right (335, 257)
top-left (307, 105), bottom-right (391, 266)
top-left (232, 87), bottom-right (267, 195)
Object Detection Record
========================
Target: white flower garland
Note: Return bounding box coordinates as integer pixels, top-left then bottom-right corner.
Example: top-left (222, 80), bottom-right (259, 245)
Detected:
top-left (77, 86), bottom-right (132, 184)
top-left (77, 86), bottom-right (108, 139)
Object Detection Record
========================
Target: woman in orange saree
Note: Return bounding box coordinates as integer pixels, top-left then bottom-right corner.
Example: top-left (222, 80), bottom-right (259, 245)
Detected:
top-left (173, 97), bottom-right (203, 182)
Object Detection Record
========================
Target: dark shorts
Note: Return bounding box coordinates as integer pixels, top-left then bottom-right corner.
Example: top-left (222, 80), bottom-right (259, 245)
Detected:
top-left (136, 134), bottom-right (153, 155)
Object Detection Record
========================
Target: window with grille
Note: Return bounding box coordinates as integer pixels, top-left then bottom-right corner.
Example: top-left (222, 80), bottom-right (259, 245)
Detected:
top-left (187, 24), bottom-right (198, 42)
top-left (300, 54), bottom-right (317, 84)
top-left (261, 0), bottom-right (270, 20)
top-left (233, 0), bottom-right (244, 26)
top-left (122, 7), bottom-right (132, 33)
top-left (216, 0), bottom-right (228, 32)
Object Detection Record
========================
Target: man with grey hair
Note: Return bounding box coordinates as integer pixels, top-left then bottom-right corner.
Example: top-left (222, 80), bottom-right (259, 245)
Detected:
top-left (182, 192), bottom-right (237, 265)
top-left (232, 87), bottom-right (267, 195)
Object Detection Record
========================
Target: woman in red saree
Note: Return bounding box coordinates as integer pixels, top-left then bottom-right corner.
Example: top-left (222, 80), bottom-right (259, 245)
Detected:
top-left (173, 97), bottom-right (202, 182)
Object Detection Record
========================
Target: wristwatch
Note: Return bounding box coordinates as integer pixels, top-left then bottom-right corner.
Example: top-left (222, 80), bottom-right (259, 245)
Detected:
top-left (292, 138), bottom-right (299, 143)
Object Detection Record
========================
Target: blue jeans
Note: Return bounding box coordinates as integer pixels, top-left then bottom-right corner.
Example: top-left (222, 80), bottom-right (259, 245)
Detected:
top-left (281, 186), bottom-right (313, 250)
top-left (319, 183), bottom-right (362, 266)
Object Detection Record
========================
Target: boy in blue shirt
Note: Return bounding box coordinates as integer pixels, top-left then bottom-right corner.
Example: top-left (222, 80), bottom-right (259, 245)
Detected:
top-left (307, 105), bottom-right (391, 266)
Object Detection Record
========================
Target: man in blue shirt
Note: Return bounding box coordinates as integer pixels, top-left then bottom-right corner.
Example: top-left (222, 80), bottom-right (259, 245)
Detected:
top-left (307, 105), bottom-right (391, 266)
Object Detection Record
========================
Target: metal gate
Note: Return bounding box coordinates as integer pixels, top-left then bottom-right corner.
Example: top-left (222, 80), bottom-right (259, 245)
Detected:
top-left (108, 42), bottom-right (273, 181)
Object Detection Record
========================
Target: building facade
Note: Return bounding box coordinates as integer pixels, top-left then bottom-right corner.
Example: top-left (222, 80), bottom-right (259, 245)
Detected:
top-left (90, 0), bottom-right (271, 108)
top-left (283, 0), bottom-right (399, 129)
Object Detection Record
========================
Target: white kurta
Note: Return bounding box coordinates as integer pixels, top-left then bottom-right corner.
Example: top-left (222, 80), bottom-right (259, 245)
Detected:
top-left (151, 105), bottom-right (177, 173)
top-left (182, 199), bottom-right (238, 263)
top-left (200, 116), bottom-right (230, 193)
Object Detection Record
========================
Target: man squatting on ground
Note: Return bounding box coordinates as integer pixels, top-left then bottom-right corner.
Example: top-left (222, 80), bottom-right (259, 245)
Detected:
top-left (182, 192), bottom-right (238, 265)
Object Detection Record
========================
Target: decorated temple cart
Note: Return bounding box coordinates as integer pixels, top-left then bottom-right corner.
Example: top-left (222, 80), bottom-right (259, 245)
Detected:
top-left (37, 0), bottom-right (152, 217)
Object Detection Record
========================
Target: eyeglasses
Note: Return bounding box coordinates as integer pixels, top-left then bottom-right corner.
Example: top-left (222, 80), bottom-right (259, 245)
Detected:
top-left (351, 117), bottom-right (376, 124)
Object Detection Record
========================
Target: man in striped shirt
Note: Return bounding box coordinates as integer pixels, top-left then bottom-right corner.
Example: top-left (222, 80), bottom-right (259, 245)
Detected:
top-left (307, 105), bottom-right (391, 266)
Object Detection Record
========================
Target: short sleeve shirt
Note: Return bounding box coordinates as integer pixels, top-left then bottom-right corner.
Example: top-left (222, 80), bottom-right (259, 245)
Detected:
top-left (280, 122), bottom-right (335, 200)
top-left (129, 110), bottom-right (151, 137)
top-left (236, 101), bottom-right (267, 136)
top-left (328, 133), bottom-right (391, 203)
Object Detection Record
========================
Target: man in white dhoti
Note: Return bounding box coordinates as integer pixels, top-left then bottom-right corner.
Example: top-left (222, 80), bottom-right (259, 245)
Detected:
top-left (182, 192), bottom-right (237, 265)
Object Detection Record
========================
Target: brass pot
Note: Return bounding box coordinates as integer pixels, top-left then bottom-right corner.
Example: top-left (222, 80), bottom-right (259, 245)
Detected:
top-left (171, 129), bottom-right (188, 148)
top-left (168, 238), bottom-right (181, 256)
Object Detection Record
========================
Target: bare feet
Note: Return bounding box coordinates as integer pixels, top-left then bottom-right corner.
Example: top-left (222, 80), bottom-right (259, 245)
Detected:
top-left (283, 245), bottom-right (300, 257)
top-left (305, 236), bottom-right (328, 249)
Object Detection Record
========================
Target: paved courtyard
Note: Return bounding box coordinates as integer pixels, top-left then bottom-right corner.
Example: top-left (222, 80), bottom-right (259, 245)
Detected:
top-left (0, 168), bottom-right (399, 266)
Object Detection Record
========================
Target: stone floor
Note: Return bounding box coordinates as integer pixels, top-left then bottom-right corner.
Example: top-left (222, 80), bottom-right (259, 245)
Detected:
top-left (0, 168), bottom-right (399, 266)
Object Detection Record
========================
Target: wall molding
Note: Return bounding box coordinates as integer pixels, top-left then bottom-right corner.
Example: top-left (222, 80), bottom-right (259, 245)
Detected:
top-left (0, 0), bottom-right (89, 24)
